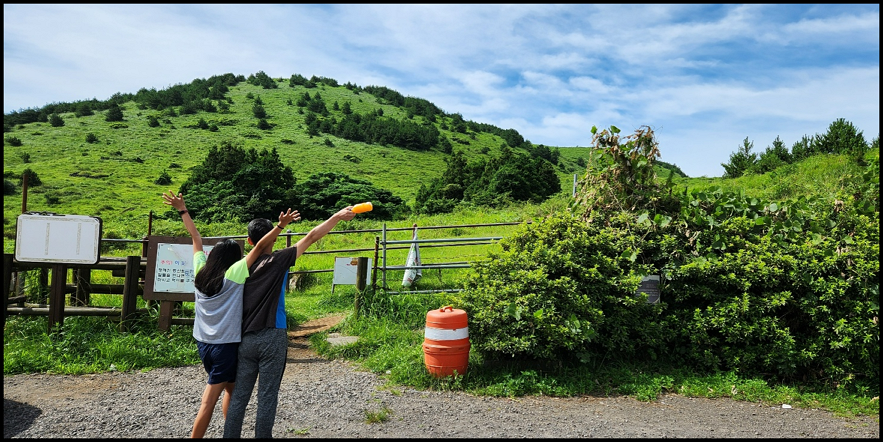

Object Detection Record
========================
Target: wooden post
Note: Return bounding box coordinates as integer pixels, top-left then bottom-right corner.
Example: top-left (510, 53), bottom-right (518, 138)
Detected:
top-left (47, 264), bottom-right (67, 333)
top-left (38, 268), bottom-right (49, 304)
top-left (354, 257), bottom-right (367, 319)
top-left (3, 253), bottom-right (13, 327)
top-left (158, 301), bottom-right (174, 332)
top-left (72, 268), bottom-right (92, 306)
top-left (21, 172), bottom-right (28, 213)
top-left (120, 255), bottom-right (140, 332)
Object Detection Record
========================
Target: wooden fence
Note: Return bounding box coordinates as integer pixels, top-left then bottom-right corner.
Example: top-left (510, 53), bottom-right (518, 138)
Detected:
top-left (3, 221), bottom-right (527, 333)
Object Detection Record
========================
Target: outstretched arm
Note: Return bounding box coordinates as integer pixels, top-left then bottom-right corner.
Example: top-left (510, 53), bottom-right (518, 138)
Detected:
top-left (245, 208), bottom-right (300, 268)
top-left (294, 206), bottom-right (357, 259)
top-left (162, 190), bottom-right (202, 255)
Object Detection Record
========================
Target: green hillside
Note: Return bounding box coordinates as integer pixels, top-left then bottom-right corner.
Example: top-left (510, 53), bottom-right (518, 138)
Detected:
top-left (3, 73), bottom-right (594, 245)
top-left (3, 71), bottom-right (876, 250)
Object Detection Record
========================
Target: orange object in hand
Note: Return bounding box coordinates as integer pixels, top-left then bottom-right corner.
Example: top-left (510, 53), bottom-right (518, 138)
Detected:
top-left (352, 202), bottom-right (373, 213)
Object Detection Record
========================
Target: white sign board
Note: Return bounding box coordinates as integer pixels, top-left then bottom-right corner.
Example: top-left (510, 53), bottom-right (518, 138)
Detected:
top-left (15, 213), bottom-right (102, 264)
top-left (332, 257), bottom-right (372, 286)
top-left (153, 243), bottom-right (215, 293)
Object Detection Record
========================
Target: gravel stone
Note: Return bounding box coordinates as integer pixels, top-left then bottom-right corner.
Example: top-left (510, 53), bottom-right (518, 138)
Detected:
top-left (4, 317), bottom-right (879, 438)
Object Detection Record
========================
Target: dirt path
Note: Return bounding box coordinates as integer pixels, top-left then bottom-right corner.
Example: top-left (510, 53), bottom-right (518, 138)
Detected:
top-left (4, 315), bottom-right (879, 438)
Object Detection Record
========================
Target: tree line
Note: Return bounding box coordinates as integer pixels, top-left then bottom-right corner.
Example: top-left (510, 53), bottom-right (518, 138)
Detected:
top-left (721, 118), bottom-right (878, 178)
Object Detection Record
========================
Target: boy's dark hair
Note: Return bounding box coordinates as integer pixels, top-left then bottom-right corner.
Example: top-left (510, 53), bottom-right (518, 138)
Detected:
top-left (194, 239), bottom-right (242, 296)
top-left (247, 218), bottom-right (273, 245)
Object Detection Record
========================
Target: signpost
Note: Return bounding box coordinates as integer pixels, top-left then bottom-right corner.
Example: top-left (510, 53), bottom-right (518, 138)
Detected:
top-left (14, 213), bottom-right (102, 331)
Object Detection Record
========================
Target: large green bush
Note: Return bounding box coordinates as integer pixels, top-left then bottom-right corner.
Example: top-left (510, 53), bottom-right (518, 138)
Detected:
top-left (459, 126), bottom-right (879, 389)
top-left (460, 212), bottom-right (667, 361)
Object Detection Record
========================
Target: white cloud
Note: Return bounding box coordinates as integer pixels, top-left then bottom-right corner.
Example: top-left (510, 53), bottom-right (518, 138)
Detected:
top-left (3, 4), bottom-right (878, 178)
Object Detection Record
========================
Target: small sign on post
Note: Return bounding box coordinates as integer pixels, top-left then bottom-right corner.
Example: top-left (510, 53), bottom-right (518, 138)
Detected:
top-left (637, 275), bottom-right (661, 304)
top-left (332, 257), bottom-right (372, 294)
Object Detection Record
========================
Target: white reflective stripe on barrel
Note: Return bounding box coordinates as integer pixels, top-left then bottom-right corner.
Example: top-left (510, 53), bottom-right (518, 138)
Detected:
top-left (424, 326), bottom-right (469, 341)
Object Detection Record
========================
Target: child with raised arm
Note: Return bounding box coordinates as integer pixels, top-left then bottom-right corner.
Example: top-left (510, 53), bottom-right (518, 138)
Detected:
top-left (161, 190), bottom-right (300, 438)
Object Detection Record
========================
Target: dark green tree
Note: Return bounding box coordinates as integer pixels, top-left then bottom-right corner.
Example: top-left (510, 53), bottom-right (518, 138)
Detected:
top-left (105, 104), bottom-right (124, 122)
top-left (75, 103), bottom-right (94, 117)
top-left (252, 103), bottom-right (267, 119)
top-left (817, 118), bottom-right (867, 157)
top-left (790, 135), bottom-right (816, 161)
top-left (178, 141), bottom-right (295, 222)
top-left (289, 172), bottom-right (405, 220)
top-left (750, 136), bottom-right (792, 174)
top-left (721, 137), bottom-right (757, 178)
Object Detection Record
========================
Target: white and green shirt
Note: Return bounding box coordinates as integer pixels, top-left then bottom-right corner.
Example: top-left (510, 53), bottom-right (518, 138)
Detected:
top-left (192, 251), bottom-right (248, 344)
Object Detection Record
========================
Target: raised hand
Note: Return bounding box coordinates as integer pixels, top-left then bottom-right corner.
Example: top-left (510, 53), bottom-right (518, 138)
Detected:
top-left (278, 208), bottom-right (301, 229)
top-left (162, 190), bottom-right (186, 211)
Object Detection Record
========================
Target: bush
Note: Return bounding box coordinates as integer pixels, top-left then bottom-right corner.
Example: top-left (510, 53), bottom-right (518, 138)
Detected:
top-left (462, 124), bottom-right (879, 388)
top-left (154, 170), bottom-right (172, 185)
top-left (49, 113), bottom-right (64, 127)
top-left (5, 135), bottom-right (22, 146)
top-left (105, 104), bottom-right (124, 122)
top-left (18, 168), bottom-right (42, 187)
top-left (291, 171), bottom-right (406, 221)
top-left (3, 179), bottom-right (15, 196)
top-left (460, 212), bottom-right (663, 361)
top-left (85, 133), bottom-right (99, 143)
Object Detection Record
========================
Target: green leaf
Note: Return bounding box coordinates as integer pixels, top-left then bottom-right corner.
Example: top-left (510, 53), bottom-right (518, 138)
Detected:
top-left (506, 303), bottom-right (522, 321)
top-left (620, 248), bottom-right (637, 263)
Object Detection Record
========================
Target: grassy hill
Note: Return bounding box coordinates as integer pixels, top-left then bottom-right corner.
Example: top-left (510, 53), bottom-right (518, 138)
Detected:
top-left (3, 72), bottom-right (875, 252)
top-left (3, 75), bottom-right (598, 247)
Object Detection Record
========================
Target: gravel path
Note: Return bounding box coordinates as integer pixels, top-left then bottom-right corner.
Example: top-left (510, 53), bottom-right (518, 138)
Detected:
top-left (4, 318), bottom-right (879, 438)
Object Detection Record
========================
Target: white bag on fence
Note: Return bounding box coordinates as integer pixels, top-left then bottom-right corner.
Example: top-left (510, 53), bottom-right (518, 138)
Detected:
top-left (402, 228), bottom-right (422, 287)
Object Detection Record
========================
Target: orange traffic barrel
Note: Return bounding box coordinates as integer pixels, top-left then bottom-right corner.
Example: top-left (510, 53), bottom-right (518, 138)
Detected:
top-left (423, 306), bottom-right (470, 377)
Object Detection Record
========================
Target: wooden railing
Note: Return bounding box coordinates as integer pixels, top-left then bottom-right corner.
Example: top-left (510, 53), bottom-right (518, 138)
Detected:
top-left (4, 220), bottom-right (529, 333)
top-left (4, 254), bottom-right (145, 333)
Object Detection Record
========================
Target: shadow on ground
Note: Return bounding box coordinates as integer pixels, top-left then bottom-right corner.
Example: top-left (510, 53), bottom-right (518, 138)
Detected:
top-left (4, 399), bottom-right (42, 438)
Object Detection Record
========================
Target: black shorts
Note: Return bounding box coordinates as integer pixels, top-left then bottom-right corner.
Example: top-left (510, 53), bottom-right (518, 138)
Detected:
top-left (196, 341), bottom-right (238, 384)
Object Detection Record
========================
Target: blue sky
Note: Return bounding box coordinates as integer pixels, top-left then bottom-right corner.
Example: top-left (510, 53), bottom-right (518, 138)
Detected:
top-left (3, 4), bottom-right (879, 177)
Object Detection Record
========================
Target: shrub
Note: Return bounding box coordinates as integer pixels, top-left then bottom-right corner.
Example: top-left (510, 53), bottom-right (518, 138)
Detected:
top-left (462, 124), bottom-right (879, 388)
top-left (154, 170), bottom-right (172, 185)
top-left (460, 212), bottom-right (664, 361)
top-left (20, 152), bottom-right (31, 163)
top-left (44, 191), bottom-right (60, 205)
top-left (49, 113), bottom-right (64, 127)
top-left (3, 179), bottom-right (15, 195)
top-left (105, 104), bottom-right (124, 122)
top-left (147, 115), bottom-right (160, 127)
top-left (5, 135), bottom-right (22, 146)
top-left (85, 133), bottom-right (99, 143)
top-left (18, 168), bottom-right (42, 186)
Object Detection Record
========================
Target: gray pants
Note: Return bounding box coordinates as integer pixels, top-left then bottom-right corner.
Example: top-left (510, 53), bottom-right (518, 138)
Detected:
top-left (223, 327), bottom-right (288, 438)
